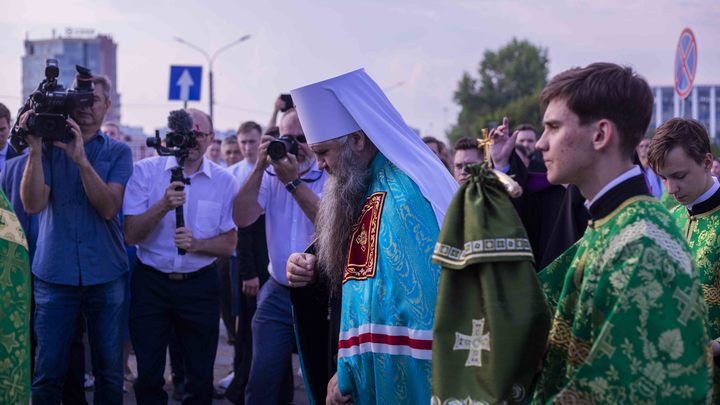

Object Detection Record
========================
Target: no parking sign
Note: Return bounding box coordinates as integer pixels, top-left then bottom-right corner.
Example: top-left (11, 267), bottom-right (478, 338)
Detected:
top-left (674, 28), bottom-right (697, 99)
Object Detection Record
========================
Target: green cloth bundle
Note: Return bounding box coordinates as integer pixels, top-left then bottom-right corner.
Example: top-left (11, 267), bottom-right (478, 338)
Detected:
top-left (431, 164), bottom-right (550, 405)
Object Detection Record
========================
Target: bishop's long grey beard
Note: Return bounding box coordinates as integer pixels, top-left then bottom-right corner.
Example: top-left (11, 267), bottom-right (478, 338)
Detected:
top-left (314, 144), bottom-right (371, 293)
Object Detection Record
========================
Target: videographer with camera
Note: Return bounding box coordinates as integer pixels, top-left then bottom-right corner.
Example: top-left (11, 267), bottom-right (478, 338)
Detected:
top-left (233, 107), bottom-right (326, 404)
top-left (17, 71), bottom-right (133, 404)
top-left (123, 108), bottom-right (239, 404)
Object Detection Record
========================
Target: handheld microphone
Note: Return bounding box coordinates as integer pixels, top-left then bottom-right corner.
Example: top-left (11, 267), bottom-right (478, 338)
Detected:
top-left (167, 109), bottom-right (193, 133)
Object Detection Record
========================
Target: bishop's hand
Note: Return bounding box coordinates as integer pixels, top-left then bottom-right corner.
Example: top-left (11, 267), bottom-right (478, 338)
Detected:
top-left (286, 252), bottom-right (317, 288)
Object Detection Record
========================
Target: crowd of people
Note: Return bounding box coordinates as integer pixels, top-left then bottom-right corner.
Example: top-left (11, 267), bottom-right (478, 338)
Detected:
top-left (0, 61), bottom-right (719, 405)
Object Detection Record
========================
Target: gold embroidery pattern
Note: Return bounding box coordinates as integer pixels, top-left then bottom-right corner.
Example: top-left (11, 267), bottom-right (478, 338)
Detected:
top-left (343, 192), bottom-right (385, 283)
top-left (355, 230), bottom-right (368, 252)
top-left (0, 208), bottom-right (27, 250)
top-left (703, 285), bottom-right (720, 306)
top-left (548, 317), bottom-right (592, 367)
top-left (553, 388), bottom-right (593, 405)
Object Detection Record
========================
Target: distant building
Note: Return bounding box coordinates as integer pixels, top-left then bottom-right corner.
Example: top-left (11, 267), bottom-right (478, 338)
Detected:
top-left (650, 85), bottom-right (719, 143)
top-left (22, 29), bottom-right (121, 123)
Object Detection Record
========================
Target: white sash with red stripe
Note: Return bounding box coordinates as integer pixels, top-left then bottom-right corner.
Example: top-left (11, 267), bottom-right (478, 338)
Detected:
top-left (338, 324), bottom-right (433, 360)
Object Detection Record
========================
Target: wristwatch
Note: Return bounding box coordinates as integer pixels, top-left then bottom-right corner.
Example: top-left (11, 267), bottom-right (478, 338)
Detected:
top-left (285, 178), bottom-right (302, 193)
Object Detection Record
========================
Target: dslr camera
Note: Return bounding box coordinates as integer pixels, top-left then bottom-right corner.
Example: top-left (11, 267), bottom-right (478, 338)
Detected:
top-left (268, 135), bottom-right (299, 160)
top-left (11, 59), bottom-right (95, 151)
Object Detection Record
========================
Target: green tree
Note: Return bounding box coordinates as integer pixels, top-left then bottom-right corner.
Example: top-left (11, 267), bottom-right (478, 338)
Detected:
top-left (449, 38), bottom-right (549, 145)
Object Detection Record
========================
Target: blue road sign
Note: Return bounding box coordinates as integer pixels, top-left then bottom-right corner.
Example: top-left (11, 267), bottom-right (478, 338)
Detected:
top-left (674, 28), bottom-right (697, 99)
top-left (169, 65), bottom-right (202, 101)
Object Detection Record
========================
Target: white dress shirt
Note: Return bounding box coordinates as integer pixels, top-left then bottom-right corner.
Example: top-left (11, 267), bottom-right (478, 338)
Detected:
top-left (123, 156), bottom-right (239, 273)
top-left (227, 159), bottom-right (255, 186)
top-left (258, 163), bottom-right (326, 285)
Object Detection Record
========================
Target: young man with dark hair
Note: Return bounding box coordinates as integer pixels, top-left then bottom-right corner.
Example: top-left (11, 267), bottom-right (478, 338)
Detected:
top-left (451, 136), bottom-right (483, 185)
top-left (236, 121), bottom-right (262, 169)
top-left (646, 118), bottom-right (720, 398)
top-left (223, 119), bottom-right (270, 404)
top-left (221, 135), bottom-right (242, 167)
top-left (533, 63), bottom-right (710, 402)
top-left (206, 139), bottom-right (223, 166)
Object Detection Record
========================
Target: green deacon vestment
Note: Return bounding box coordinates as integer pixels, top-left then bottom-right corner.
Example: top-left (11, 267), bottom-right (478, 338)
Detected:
top-left (432, 164), bottom-right (551, 404)
top-left (535, 179), bottom-right (712, 405)
top-left (671, 184), bottom-right (720, 401)
top-left (0, 188), bottom-right (31, 404)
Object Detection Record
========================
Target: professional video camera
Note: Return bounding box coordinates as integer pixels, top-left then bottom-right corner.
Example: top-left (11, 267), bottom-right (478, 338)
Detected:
top-left (268, 135), bottom-right (300, 160)
top-left (146, 110), bottom-right (199, 161)
top-left (146, 109), bottom-right (199, 256)
top-left (11, 59), bottom-right (95, 151)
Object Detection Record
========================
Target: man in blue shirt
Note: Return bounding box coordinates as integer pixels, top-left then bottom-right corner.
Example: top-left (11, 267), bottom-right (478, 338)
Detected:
top-left (19, 75), bottom-right (133, 405)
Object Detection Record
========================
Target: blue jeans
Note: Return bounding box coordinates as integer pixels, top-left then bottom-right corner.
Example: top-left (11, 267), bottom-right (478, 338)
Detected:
top-left (32, 277), bottom-right (126, 405)
top-left (245, 278), bottom-right (294, 405)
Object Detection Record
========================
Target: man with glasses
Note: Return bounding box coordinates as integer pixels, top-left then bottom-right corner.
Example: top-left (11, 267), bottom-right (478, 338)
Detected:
top-left (233, 109), bottom-right (327, 405)
top-left (451, 136), bottom-right (484, 185)
top-left (124, 108), bottom-right (239, 404)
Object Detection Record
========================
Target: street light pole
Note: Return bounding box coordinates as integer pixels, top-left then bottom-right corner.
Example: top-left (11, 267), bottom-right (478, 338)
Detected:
top-left (173, 35), bottom-right (251, 122)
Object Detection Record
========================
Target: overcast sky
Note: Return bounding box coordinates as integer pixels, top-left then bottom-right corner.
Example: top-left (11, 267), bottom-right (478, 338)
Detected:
top-left (1, 0), bottom-right (718, 140)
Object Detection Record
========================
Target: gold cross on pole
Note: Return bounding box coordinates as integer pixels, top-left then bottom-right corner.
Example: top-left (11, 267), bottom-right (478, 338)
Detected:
top-left (476, 128), bottom-right (492, 165)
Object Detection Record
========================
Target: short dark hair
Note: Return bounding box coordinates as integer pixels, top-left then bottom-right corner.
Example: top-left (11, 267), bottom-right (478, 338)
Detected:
top-left (647, 118), bottom-right (711, 172)
top-left (238, 120), bottom-right (262, 135)
top-left (453, 137), bottom-right (478, 151)
top-left (514, 124), bottom-right (537, 137)
top-left (0, 102), bottom-right (11, 125)
top-left (222, 135), bottom-right (237, 145)
top-left (422, 136), bottom-right (440, 145)
top-left (540, 62), bottom-right (653, 159)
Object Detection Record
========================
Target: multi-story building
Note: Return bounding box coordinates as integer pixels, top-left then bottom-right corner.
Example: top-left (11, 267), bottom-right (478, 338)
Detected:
top-left (650, 85), bottom-right (719, 143)
top-left (22, 29), bottom-right (121, 123)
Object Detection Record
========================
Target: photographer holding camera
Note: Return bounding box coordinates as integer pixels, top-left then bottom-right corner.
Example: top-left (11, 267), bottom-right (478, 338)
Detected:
top-left (18, 74), bottom-right (133, 405)
top-left (123, 108), bottom-right (239, 404)
top-left (233, 108), bottom-right (326, 404)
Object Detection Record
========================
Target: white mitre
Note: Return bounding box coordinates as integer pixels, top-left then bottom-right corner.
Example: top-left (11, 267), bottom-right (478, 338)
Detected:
top-left (291, 68), bottom-right (458, 227)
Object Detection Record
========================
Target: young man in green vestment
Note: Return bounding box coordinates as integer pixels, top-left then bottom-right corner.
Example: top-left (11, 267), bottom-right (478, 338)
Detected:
top-left (533, 63), bottom-right (712, 403)
top-left (646, 117), bottom-right (720, 399)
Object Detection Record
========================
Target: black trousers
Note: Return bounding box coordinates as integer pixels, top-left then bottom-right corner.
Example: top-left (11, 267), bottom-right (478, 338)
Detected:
top-left (130, 261), bottom-right (219, 405)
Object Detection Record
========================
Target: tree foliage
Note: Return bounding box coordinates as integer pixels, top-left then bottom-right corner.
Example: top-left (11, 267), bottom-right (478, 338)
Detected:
top-left (449, 38), bottom-right (549, 145)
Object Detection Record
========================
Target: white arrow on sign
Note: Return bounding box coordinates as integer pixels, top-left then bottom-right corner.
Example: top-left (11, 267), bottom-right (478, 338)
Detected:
top-left (176, 69), bottom-right (195, 101)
